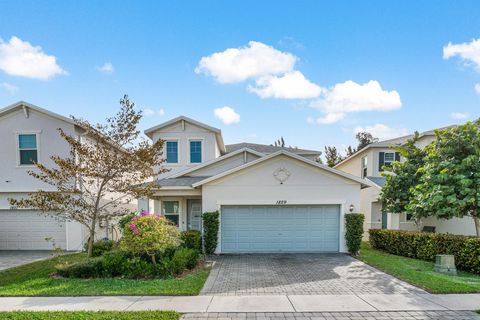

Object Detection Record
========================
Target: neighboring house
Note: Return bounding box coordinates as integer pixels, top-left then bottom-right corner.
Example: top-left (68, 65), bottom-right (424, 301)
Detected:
top-left (138, 116), bottom-right (373, 254)
top-left (0, 101), bottom-right (135, 251)
top-left (334, 128), bottom-right (478, 237)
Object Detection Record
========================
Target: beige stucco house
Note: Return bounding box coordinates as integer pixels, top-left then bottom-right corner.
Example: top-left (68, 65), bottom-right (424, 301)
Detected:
top-left (334, 128), bottom-right (478, 237)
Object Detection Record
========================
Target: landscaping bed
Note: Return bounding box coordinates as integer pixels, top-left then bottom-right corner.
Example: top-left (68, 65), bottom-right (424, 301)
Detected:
top-left (358, 242), bottom-right (480, 293)
top-left (0, 311), bottom-right (179, 320)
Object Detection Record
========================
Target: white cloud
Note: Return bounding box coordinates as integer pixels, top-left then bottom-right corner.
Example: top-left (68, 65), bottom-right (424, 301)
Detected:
top-left (248, 71), bottom-right (322, 99)
top-left (475, 83), bottom-right (480, 94)
top-left (0, 36), bottom-right (67, 80)
top-left (195, 41), bottom-right (296, 83)
top-left (354, 124), bottom-right (409, 140)
top-left (97, 62), bottom-right (114, 74)
top-left (310, 80), bottom-right (402, 124)
top-left (443, 38), bottom-right (480, 70)
top-left (143, 108), bottom-right (165, 116)
top-left (449, 112), bottom-right (469, 120)
top-left (214, 106), bottom-right (240, 125)
top-left (0, 82), bottom-right (18, 94)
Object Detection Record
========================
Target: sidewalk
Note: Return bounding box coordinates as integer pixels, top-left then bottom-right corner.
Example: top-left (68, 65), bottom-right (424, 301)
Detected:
top-left (0, 293), bottom-right (479, 313)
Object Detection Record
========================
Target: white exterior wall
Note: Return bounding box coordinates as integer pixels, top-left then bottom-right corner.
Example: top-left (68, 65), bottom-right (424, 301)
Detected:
top-left (188, 152), bottom-right (261, 177)
top-left (201, 155), bottom-right (362, 253)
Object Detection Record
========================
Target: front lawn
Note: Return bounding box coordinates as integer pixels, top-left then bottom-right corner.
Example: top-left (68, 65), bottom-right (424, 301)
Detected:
top-left (0, 253), bottom-right (209, 296)
top-left (0, 311), bottom-right (179, 320)
top-left (358, 242), bottom-right (480, 293)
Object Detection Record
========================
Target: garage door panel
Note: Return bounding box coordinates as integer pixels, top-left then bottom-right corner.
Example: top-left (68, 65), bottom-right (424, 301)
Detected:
top-left (221, 205), bottom-right (340, 253)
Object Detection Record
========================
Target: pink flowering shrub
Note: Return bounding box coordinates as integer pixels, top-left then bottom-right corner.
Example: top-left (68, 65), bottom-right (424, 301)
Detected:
top-left (121, 213), bottom-right (181, 265)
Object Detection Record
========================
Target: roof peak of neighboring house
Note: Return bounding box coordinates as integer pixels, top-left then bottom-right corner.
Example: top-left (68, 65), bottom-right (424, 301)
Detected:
top-left (0, 101), bottom-right (76, 126)
top-left (226, 142), bottom-right (321, 155)
top-left (144, 115), bottom-right (226, 153)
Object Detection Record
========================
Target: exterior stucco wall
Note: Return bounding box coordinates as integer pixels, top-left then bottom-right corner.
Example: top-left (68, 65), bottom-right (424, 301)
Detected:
top-left (335, 149), bottom-right (374, 178)
top-left (201, 155), bottom-right (362, 253)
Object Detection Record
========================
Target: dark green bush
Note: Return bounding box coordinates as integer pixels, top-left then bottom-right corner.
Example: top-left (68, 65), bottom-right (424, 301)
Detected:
top-left (123, 257), bottom-right (155, 279)
top-left (102, 250), bottom-right (130, 277)
top-left (56, 257), bottom-right (104, 278)
top-left (203, 211), bottom-right (219, 255)
top-left (369, 229), bottom-right (480, 275)
top-left (173, 248), bottom-right (199, 273)
top-left (84, 239), bottom-right (116, 257)
top-left (345, 213), bottom-right (364, 255)
top-left (181, 230), bottom-right (202, 251)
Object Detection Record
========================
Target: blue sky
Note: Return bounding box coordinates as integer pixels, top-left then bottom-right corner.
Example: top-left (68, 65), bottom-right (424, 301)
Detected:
top-left (0, 1), bottom-right (479, 153)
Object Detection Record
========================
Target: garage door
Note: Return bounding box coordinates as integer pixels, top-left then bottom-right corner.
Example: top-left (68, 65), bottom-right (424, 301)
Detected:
top-left (221, 205), bottom-right (340, 253)
top-left (0, 210), bottom-right (67, 250)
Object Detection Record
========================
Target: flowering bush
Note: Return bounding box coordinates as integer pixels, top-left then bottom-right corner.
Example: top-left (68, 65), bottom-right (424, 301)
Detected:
top-left (121, 212), bottom-right (182, 265)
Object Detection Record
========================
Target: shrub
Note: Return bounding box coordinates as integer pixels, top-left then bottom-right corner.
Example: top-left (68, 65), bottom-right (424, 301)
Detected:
top-left (56, 257), bottom-right (104, 278)
top-left (102, 250), bottom-right (130, 277)
top-left (369, 229), bottom-right (480, 275)
top-left (345, 213), bottom-right (364, 255)
top-left (121, 213), bottom-right (182, 265)
top-left (172, 248), bottom-right (200, 274)
top-left (203, 211), bottom-right (219, 255)
top-left (84, 239), bottom-right (116, 257)
top-left (181, 230), bottom-right (202, 251)
top-left (123, 257), bottom-right (155, 279)
top-left (119, 212), bottom-right (138, 231)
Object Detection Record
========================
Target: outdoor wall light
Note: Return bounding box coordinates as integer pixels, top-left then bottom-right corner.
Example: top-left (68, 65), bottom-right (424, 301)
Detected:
top-left (349, 204), bottom-right (355, 212)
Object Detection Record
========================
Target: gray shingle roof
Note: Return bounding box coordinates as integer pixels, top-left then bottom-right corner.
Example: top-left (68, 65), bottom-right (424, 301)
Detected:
top-left (155, 176), bottom-right (211, 187)
top-left (367, 176), bottom-right (386, 187)
top-left (226, 142), bottom-right (320, 155)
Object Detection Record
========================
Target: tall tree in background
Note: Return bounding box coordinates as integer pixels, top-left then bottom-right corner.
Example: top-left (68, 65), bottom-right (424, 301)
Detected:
top-left (10, 95), bottom-right (166, 256)
top-left (407, 121), bottom-right (480, 236)
top-left (273, 136), bottom-right (286, 147)
top-left (345, 145), bottom-right (356, 157)
top-left (356, 131), bottom-right (378, 150)
top-left (324, 146), bottom-right (343, 167)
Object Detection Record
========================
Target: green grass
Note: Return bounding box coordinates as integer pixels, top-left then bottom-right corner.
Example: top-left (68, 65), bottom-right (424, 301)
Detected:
top-left (0, 311), bottom-right (180, 320)
top-left (358, 242), bottom-right (480, 294)
top-left (0, 253), bottom-right (210, 296)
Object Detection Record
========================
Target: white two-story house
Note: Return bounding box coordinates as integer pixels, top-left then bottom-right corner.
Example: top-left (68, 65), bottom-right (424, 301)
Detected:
top-left (138, 116), bottom-right (373, 254)
top-left (335, 128), bottom-right (478, 237)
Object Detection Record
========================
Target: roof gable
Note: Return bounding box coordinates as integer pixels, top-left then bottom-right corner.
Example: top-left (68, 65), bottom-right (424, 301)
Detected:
top-left (0, 101), bottom-right (76, 126)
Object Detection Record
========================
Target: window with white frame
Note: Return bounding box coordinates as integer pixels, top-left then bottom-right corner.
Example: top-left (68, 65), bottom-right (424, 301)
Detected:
top-left (361, 156), bottom-right (368, 178)
top-left (166, 141), bottom-right (178, 163)
top-left (18, 134), bottom-right (38, 165)
top-left (162, 201), bottom-right (179, 226)
top-left (384, 152), bottom-right (395, 167)
top-left (190, 140), bottom-right (202, 163)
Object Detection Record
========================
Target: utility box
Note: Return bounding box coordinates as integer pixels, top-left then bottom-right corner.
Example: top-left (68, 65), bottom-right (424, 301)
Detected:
top-left (434, 254), bottom-right (457, 276)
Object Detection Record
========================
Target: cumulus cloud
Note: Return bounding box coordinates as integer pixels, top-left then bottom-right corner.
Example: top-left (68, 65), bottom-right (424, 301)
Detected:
top-left (143, 108), bottom-right (165, 116)
top-left (195, 41), bottom-right (296, 83)
top-left (475, 83), bottom-right (480, 94)
top-left (97, 62), bottom-right (114, 74)
top-left (0, 36), bottom-right (67, 80)
top-left (449, 112), bottom-right (469, 120)
top-left (214, 106), bottom-right (240, 125)
top-left (310, 80), bottom-right (402, 124)
top-left (354, 124), bottom-right (409, 141)
top-left (248, 71), bottom-right (322, 99)
top-left (0, 82), bottom-right (18, 94)
top-left (443, 38), bottom-right (480, 70)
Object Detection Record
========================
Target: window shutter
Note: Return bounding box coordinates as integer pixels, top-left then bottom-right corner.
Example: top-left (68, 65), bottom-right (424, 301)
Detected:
top-left (379, 152), bottom-right (385, 172)
top-left (395, 152), bottom-right (400, 162)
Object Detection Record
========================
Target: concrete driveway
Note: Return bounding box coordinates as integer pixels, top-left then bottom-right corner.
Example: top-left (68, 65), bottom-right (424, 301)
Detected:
top-left (201, 253), bottom-right (425, 296)
top-left (0, 251), bottom-right (52, 271)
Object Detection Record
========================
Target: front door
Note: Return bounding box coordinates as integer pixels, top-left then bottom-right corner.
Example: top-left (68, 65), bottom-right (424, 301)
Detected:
top-left (187, 200), bottom-right (202, 231)
top-left (382, 211), bottom-right (388, 229)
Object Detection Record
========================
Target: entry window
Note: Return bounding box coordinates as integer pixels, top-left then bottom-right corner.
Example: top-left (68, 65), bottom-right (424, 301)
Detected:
top-left (166, 141), bottom-right (178, 163)
top-left (190, 141), bottom-right (202, 163)
top-left (162, 201), bottom-right (179, 226)
top-left (18, 134), bottom-right (38, 165)
top-left (384, 152), bottom-right (395, 168)
top-left (361, 156), bottom-right (368, 178)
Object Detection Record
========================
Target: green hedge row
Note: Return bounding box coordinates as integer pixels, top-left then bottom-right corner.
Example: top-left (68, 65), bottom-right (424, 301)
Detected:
top-left (345, 213), bottom-right (364, 255)
top-left (369, 229), bottom-right (480, 275)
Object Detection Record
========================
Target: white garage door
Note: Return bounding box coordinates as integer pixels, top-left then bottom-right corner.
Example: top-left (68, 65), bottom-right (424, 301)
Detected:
top-left (221, 205), bottom-right (340, 253)
top-left (0, 210), bottom-right (67, 250)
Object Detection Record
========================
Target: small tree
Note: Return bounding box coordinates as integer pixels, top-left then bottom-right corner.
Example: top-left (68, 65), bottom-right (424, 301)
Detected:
top-left (9, 95), bottom-right (166, 256)
top-left (407, 121), bottom-right (480, 236)
top-left (324, 146), bottom-right (343, 167)
top-left (380, 132), bottom-right (427, 222)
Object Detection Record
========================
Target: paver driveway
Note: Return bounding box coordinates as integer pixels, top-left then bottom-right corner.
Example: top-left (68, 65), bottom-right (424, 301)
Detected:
top-left (201, 253), bottom-right (425, 295)
top-left (0, 251), bottom-right (52, 271)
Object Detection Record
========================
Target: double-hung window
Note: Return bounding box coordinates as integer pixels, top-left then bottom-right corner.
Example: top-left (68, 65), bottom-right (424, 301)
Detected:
top-left (166, 141), bottom-right (178, 163)
top-left (384, 152), bottom-right (395, 167)
top-left (361, 156), bottom-right (368, 178)
top-left (162, 201), bottom-right (179, 226)
top-left (18, 134), bottom-right (38, 165)
top-left (190, 140), bottom-right (202, 163)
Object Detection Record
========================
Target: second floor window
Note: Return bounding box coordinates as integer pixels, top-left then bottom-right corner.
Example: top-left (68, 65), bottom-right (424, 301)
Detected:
top-left (379, 151), bottom-right (399, 171)
top-left (18, 134), bottom-right (38, 165)
top-left (361, 156), bottom-right (368, 178)
top-left (190, 140), bottom-right (202, 163)
top-left (384, 152), bottom-right (395, 167)
top-left (166, 141), bottom-right (178, 163)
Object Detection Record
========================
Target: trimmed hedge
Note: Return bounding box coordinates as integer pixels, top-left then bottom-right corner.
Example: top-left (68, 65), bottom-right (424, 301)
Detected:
top-left (203, 211), bottom-right (219, 255)
top-left (369, 229), bottom-right (480, 275)
top-left (345, 213), bottom-right (364, 255)
top-left (181, 230), bottom-right (202, 251)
